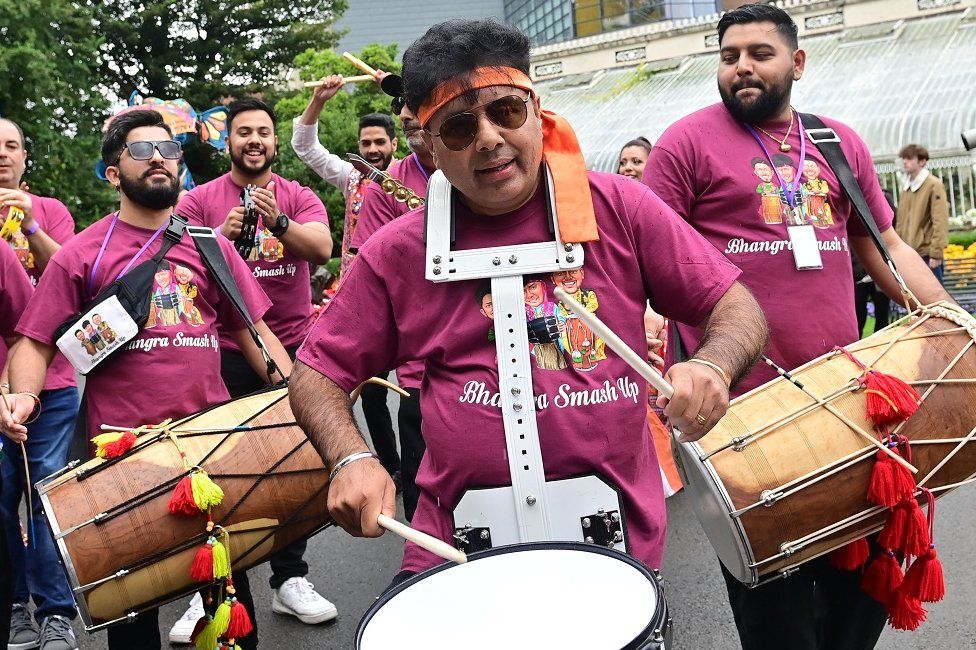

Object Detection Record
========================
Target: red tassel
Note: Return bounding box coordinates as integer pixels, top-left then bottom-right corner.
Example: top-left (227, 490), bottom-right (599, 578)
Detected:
top-left (101, 431), bottom-right (137, 459)
top-left (888, 591), bottom-right (927, 631)
top-left (188, 615), bottom-right (208, 643)
top-left (862, 550), bottom-right (903, 603)
top-left (829, 538), bottom-right (870, 571)
top-left (190, 541), bottom-right (214, 582)
top-left (902, 546), bottom-right (945, 603)
top-left (864, 371), bottom-right (920, 426)
top-left (880, 500), bottom-right (929, 557)
top-left (867, 451), bottom-right (917, 508)
top-left (169, 475), bottom-right (199, 517)
top-left (225, 598), bottom-right (254, 639)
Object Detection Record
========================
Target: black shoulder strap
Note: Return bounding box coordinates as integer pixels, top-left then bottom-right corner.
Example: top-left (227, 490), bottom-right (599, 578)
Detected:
top-left (798, 113), bottom-right (897, 269)
top-left (182, 221), bottom-right (283, 383)
top-left (149, 214), bottom-right (188, 263)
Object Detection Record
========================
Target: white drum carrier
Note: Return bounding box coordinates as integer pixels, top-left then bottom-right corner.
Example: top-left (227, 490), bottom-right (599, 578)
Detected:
top-left (424, 166), bottom-right (627, 553)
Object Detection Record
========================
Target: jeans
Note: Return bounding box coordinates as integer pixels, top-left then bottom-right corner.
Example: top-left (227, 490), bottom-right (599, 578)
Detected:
top-left (219, 348), bottom-right (309, 589)
top-left (397, 388), bottom-right (426, 521)
top-left (0, 449), bottom-right (12, 645)
top-left (0, 386), bottom-right (79, 622)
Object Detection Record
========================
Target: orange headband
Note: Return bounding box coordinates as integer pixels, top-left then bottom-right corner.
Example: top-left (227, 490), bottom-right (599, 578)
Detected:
top-left (418, 67), bottom-right (598, 244)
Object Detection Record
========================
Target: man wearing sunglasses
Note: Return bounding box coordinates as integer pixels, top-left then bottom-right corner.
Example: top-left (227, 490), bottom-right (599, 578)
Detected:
top-left (174, 98), bottom-right (338, 634)
top-left (0, 117), bottom-right (81, 650)
top-left (1, 109), bottom-right (292, 649)
top-left (289, 19), bottom-right (768, 585)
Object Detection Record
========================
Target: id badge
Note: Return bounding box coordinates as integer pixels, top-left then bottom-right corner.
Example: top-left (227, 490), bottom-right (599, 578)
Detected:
top-left (56, 295), bottom-right (139, 375)
top-left (788, 224), bottom-right (823, 270)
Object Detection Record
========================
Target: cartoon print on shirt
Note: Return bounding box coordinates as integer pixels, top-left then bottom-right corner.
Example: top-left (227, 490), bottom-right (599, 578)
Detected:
top-left (75, 328), bottom-right (97, 356)
top-left (752, 157), bottom-right (783, 225)
top-left (801, 159), bottom-right (834, 229)
top-left (245, 226), bottom-right (284, 263)
top-left (9, 230), bottom-right (34, 270)
top-left (147, 260), bottom-right (208, 328)
top-left (771, 153), bottom-right (808, 226)
top-left (552, 268), bottom-right (606, 372)
top-left (174, 265), bottom-right (205, 326)
top-left (524, 277), bottom-right (567, 371)
top-left (92, 313), bottom-right (117, 344)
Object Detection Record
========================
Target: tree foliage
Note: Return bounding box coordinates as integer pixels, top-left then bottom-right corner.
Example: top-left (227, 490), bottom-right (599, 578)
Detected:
top-left (0, 0), bottom-right (115, 226)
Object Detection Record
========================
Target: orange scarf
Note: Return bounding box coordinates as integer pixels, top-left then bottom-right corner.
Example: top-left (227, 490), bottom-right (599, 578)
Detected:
top-left (417, 67), bottom-right (598, 243)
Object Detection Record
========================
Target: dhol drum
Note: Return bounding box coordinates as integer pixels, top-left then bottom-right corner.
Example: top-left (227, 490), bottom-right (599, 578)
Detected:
top-left (37, 387), bottom-right (331, 629)
top-left (680, 304), bottom-right (976, 585)
top-left (357, 542), bottom-right (671, 650)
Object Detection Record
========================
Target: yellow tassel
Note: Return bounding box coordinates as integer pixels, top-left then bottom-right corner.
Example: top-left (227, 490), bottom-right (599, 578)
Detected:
top-left (190, 471), bottom-right (224, 511)
top-left (91, 432), bottom-right (125, 458)
top-left (212, 598), bottom-right (232, 636)
top-left (212, 539), bottom-right (230, 580)
top-left (194, 617), bottom-right (220, 650)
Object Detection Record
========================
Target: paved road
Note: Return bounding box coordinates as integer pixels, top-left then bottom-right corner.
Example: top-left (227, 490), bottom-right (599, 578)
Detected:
top-left (72, 394), bottom-right (975, 649)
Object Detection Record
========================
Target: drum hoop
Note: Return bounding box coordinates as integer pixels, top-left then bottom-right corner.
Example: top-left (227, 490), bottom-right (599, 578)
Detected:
top-left (355, 541), bottom-right (667, 650)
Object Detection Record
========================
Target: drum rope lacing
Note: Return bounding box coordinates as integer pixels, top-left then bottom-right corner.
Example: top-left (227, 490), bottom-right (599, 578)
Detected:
top-left (707, 301), bottom-right (976, 565)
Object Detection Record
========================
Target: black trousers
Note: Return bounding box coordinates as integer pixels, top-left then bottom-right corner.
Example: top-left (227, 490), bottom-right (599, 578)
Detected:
top-left (220, 348), bottom-right (309, 589)
top-left (854, 281), bottom-right (890, 337)
top-left (397, 388), bottom-right (426, 521)
top-left (721, 549), bottom-right (887, 650)
top-left (361, 376), bottom-right (400, 475)
top-left (0, 467), bottom-right (11, 645)
top-left (107, 570), bottom-right (257, 649)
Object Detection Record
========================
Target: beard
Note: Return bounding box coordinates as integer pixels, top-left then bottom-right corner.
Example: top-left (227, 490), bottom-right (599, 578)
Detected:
top-left (230, 144), bottom-right (276, 175)
top-left (119, 166), bottom-right (180, 210)
top-left (719, 70), bottom-right (793, 124)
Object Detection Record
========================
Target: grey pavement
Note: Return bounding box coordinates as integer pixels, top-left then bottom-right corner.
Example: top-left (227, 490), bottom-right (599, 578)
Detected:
top-left (62, 393), bottom-right (976, 648)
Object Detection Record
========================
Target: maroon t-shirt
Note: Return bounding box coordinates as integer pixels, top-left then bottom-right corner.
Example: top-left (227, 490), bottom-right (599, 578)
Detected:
top-left (350, 153), bottom-right (432, 389)
top-left (644, 103), bottom-right (894, 395)
top-left (299, 171), bottom-right (741, 573)
top-left (0, 242), bottom-right (32, 339)
top-left (17, 213), bottom-right (271, 436)
top-left (177, 173), bottom-right (329, 350)
top-left (1, 193), bottom-right (77, 390)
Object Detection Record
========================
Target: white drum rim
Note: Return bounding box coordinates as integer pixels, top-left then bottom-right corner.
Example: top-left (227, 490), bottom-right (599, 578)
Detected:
top-left (356, 541), bottom-right (669, 650)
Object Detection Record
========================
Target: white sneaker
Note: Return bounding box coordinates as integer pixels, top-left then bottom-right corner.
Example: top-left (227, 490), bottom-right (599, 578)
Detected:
top-left (167, 593), bottom-right (204, 644)
top-left (271, 577), bottom-right (338, 625)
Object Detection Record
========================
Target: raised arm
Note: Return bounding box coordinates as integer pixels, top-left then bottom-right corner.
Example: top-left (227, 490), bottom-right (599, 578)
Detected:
top-left (291, 75), bottom-right (356, 193)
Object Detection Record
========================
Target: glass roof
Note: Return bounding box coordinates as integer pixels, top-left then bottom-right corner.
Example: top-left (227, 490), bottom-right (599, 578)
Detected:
top-left (538, 11), bottom-right (976, 172)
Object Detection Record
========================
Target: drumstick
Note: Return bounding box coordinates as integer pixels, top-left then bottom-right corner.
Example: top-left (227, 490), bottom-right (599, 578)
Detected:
top-left (342, 52), bottom-right (378, 77)
top-left (377, 513), bottom-right (467, 564)
top-left (303, 75), bottom-right (374, 87)
top-left (553, 288), bottom-right (674, 399)
top-left (350, 377), bottom-right (411, 403)
top-left (0, 391), bottom-right (34, 545)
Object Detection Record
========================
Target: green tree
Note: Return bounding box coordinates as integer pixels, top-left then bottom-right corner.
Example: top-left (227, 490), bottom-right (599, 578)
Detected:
top-left (0, 0), bottom-right (114, 226)
top-left (273, 43), bottom-right (408, 252)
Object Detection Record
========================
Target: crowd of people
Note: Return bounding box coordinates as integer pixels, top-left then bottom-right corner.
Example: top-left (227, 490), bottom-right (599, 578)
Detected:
top-left (0, 3), bottom-right (958, 650)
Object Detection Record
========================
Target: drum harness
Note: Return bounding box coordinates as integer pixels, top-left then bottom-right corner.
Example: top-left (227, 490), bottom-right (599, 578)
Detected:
top-left (424, 166), bottom-right (628, 554)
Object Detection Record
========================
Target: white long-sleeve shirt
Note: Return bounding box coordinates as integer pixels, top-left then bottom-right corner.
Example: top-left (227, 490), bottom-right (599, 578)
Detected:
top-left (291, 118), bottom-right (356, 198)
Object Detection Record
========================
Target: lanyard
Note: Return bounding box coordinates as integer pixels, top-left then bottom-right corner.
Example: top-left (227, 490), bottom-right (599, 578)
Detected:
top-left (411, 153), bottom-right (430, 183)
top-left (743, 114), bottom-right (807, 210)
top-left (87, 212), bottom-right (168, 299)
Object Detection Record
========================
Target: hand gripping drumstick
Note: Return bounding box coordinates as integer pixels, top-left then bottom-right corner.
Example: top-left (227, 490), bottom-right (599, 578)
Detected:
top-left (377, 514), bottom-right (467, 564)
top-left (342, 52), bottom-right (379, 77)
top-left (553, 288), bottom-right (673, 399)
top-left (303, 75), bottom-right (375, 87)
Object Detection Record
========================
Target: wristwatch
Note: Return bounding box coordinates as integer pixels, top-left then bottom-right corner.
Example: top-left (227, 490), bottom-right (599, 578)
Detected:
top-left (270, 213), bottom-right (290, 237)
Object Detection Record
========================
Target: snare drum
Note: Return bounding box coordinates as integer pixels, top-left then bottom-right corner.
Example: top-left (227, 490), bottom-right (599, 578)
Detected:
top-left (357, 542), bottom-right (671, 650)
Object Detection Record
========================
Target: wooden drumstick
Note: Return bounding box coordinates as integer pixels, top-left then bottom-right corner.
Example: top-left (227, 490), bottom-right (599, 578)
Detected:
top-left (342, 52), bottom-right (378, 77)
top-left (554, 287), bottom-right (674, 399)
top-left (378, 513), bottom-right (467, 564)
top-left (350, 376), bottom-right (411, 403)
top-left (303, 75), bottom-right (374, 88)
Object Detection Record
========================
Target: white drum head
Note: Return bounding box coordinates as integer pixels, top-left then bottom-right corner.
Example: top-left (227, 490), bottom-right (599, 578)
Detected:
top-left (359, 544), bottom-right (661, 649)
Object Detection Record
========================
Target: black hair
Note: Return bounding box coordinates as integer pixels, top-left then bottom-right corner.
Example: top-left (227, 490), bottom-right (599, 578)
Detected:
top-left (477, 281), bottom-right (492, 304)
top-left (75, 329), bottom-right (83, 336)
top-left (717, 3), bottom-right (799, 50)
top-left (0, 118), bottom-right (26, 149)
top-left (619, 137), bottom-right (652, 157)
top-left (227, 98), bottom-right (278, 131)
top-left (359, 113), bottom-right (396, 140)
top-left (82, 320), bottom-right (92, 328)
top-left (101, 110), bottom-right (173, 166)
top-left (771, 153), bottom-right (795, 168)
top-left (750, 156), bottom-right (770, 168)
top-left (402, 19), bottom-right (531, 114)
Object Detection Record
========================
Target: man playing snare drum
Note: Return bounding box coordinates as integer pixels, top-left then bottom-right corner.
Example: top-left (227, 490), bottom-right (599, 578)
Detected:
top-left (644, 4), bottom-right (952, 649)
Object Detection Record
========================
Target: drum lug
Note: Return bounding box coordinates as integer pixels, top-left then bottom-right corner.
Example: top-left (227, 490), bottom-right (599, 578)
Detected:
top-left (652, 629), bottom-right (665, 644)
top-left (760, 490), bottom-right (783, 506)
top-left (731, 436), bottom-right (748, 451)
top-left (453, 525), bottom-right (492, 554)
top-left (779, 543), bottom-right (797, 557)
top-left (580, 509), bottom-right (624, 549)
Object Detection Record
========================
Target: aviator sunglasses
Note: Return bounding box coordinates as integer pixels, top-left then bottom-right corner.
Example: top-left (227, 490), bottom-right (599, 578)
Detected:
top-left (427, 95), bottom-right (531, 151)
top-left (122, 140), bottom-right (182, 161)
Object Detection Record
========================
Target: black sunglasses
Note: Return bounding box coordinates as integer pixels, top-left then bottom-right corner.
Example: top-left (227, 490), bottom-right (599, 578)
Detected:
top-left (391, 96), bottom-right (406, 116)
top-left (123, 140), bottom-right (182, 161)
top-left (427, 95), bottom-right (531, 151)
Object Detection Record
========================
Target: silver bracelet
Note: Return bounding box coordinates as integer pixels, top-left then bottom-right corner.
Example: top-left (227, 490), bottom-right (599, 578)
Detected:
top-left (329, 451), bottom-right (378, 482)
top-left (687, 358), bottom-right (731, 388)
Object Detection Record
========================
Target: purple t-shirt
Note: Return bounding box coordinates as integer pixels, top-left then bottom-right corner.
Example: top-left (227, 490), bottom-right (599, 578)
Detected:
top-left (298, 171), bottom-right (741, 573)
top-left (1, 193), bottom-right (77, 390)
top-left (177, 173), bottom-right (329, 350)
top-left (0, 242), bottom-right (32, 339)
top-left (644, 103), bottom-right (894, 395)
top-left (350, 153), bottom-right (432, 389)
top-left (16, 213), bottom-right (271, 437)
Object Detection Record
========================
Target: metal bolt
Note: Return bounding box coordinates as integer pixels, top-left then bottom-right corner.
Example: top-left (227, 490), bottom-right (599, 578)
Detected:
top-left (526, 496), bottom-right (537, 505)
top-left (611, 512), bottom-right (620, 523)
top-left (513, 403), bottom-right (523, 412)
top-left (492, 257), bottom-right (501, 266)
top-left (564, 243), bottom-right (573, 252)
top-left (432, 267), bottom-right (441, 275)
top-left (607, 541), bottom-right (615, 549)
top-left (566, 254), bottom-right (575, 263)
top-left (432, 255), bottom-right (442, 264)
top-left (652, 630), bottom-right (665, 644)
top-left (480, 530), bottom-right (489, 540)
top-left (585, 536), bottom-right (594, 544)
top-left (509, 255), bottom-right (518, 264)
top-left (614, 531), bottom-right (623, 542)
top-left (582, 518), bottom-right (591, 529)
top-left (511, 387), bottom-right (521, 396)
